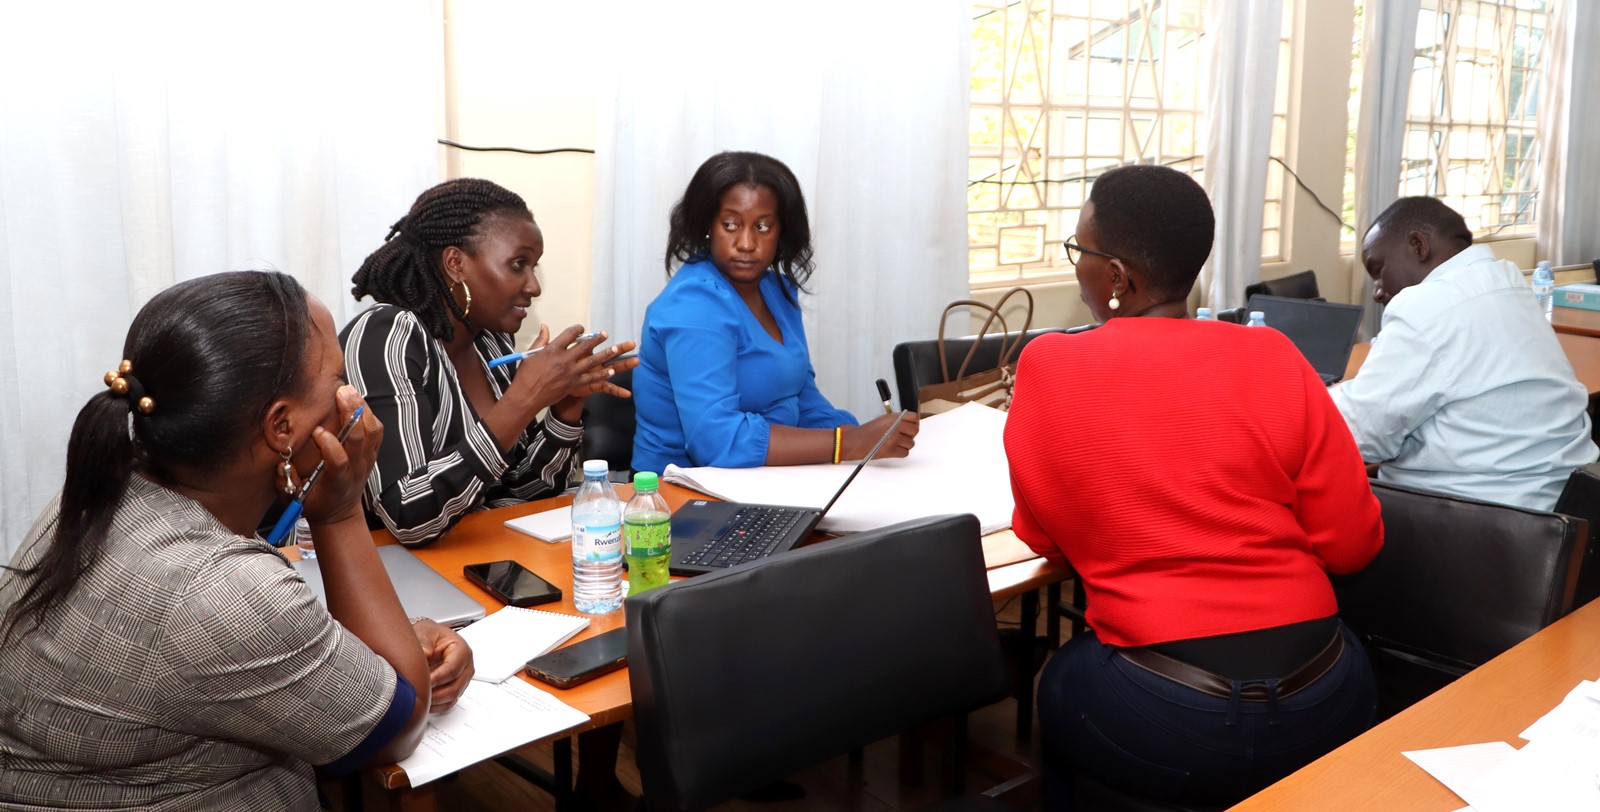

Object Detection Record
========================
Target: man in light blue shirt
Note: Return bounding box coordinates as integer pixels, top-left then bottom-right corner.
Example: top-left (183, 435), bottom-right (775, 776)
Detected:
top-left (1333, 197), bottom-right (1598, 510)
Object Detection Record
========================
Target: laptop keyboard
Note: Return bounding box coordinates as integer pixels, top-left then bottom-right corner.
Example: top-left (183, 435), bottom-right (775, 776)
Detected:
top-left (679, 507), bottom-right (806, 568)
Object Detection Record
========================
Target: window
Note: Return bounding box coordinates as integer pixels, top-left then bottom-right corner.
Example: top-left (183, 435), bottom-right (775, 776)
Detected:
top-left (1400, 0), bottom-right (1547, 235)
top-left (967, 0), bottom-right (1295, 285)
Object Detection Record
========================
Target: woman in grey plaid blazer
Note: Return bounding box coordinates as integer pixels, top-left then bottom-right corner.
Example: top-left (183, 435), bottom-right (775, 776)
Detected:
top-left (0, 271), bottom-right (472, 811)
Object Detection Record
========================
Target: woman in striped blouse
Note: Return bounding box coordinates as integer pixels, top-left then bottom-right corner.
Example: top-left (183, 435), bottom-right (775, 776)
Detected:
top-left (342, 179), bottom-right (637, 546)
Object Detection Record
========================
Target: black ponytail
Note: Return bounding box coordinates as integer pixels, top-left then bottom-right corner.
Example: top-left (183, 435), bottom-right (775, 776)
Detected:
top-left (1, 271), bottom-right (311, 644)
top-left (351, 178), bottom-right (534, 342)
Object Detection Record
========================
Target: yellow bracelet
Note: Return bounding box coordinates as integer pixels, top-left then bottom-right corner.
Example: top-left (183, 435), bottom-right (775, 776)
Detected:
top-left (832, 426), bottom-right (843, 465)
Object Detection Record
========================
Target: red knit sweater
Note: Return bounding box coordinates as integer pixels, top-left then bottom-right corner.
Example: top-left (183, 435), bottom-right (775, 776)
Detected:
top-left (1005, 318), bottom-right (1383, 648)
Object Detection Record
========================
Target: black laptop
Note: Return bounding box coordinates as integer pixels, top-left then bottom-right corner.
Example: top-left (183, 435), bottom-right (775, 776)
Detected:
top-left (1246, 294), bottom-right (1365, 385)
top-left (668, 413), bottom-right (905, 575)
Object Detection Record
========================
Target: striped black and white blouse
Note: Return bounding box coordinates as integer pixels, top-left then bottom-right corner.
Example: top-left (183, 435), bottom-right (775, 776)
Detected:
top-left (340, 304), bottom-right (582, 547)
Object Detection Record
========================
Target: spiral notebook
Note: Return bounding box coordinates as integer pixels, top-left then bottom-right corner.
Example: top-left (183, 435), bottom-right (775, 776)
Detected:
top-left (458, 606), bottom-right (591, 683)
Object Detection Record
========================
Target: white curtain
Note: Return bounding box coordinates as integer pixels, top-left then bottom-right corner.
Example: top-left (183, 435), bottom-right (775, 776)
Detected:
top-left (1538, 0), bottom-right (1600, 267)
top-left (1199, 0), bottom-right (1284, 310)
top-left (0, 1), bottom-right (439, 558)
top-left (590, 0), bottom-right (971, 418)
top-left (1351, 0), bottom-right (1421, 333)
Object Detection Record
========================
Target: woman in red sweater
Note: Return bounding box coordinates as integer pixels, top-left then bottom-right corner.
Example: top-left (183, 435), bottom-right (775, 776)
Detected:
top-left (1006, 164), bottom-right (1383, 808)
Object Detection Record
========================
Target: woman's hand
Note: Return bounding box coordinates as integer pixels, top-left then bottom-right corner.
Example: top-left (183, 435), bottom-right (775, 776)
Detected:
top-left (413, 619), bottom-right (475, 712)
top-left (503, 326), bottom-right (612, 413)
top-left (841, 411), bottom-right (920, 461)
top-left (300, 385), bottom-right (384, 527)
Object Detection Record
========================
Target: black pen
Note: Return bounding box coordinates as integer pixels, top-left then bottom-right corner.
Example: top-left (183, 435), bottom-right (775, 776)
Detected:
top-left (875, 379), bottom-right (895, 415)
top-left (265, 406), bottom-right (364, 546)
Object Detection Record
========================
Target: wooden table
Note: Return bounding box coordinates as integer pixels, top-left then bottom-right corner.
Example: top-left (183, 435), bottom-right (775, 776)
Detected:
top-left (364, 483), bottom-right (1069, 809)
top-left (1553, 306), bottom-right (1600, 338)
top-left (1230, 594), bottom-right (1600, 810)
top-left (1345, 331), bottom-right (1600, 398)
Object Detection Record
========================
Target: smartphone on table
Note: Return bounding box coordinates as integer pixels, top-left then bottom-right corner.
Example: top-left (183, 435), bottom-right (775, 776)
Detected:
top-left (463, 560), bottom-right (562, 607)
top-left (524, 628), bottom-right (628, 688)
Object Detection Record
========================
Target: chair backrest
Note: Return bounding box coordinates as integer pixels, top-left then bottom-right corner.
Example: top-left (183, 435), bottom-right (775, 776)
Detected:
top-left (1333, 480), bottom-right (1585, 713)
top-left (580, 364), bottom-right (635, 475)
top-left (625, 514), bottom-right (1007, 812)
top-left (1553, 462), bottom-right (1600, 608)
top-left (1243, 269), bottom-right (1321, 301)
top-left (1214, 306), bottom-right (1248, 324)
top-left (892, 328), bottom-right (1065, 412)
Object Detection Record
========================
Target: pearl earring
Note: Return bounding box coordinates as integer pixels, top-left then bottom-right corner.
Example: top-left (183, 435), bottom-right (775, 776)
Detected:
top-left (1108, 295), bottom-right (1121, 311)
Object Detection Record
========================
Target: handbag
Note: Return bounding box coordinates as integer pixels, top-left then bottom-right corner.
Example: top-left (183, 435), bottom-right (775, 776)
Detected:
top-left (916, 287), bottom-right (1034, 417)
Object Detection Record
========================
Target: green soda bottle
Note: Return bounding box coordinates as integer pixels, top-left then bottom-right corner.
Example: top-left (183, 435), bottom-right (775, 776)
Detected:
top-left (624, 471), bottom-right (672, 596)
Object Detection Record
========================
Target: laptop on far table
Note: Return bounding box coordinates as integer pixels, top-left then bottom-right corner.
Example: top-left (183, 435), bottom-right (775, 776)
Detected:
top-left (291, 544), bottom-right (487, 628)
top-left (669, 413), bottom-right (905, 576)
top-left (1246, 294), bottom-right (1365, 386)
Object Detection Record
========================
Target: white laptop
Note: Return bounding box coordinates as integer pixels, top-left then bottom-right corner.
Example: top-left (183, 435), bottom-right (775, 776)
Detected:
top-left (291, 545), bottom-right (487, 628)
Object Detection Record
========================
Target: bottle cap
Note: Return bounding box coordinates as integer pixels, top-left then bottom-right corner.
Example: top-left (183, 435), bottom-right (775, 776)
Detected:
top-left (633, 471), bottom-right (659, 491)
top-left (583, 459), bottom-right (608, 475)
top-left (1196, 307), bottom-right (1212, 318)
top-left (1249, 311), bottom-right (1266, 321)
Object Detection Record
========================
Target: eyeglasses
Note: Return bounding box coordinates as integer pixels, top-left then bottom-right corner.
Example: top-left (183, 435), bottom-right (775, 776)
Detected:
top-left (1062, 240), bottom-right (1120, 268)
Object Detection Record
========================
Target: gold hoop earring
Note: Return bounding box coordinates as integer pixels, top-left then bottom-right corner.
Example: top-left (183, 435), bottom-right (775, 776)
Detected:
top-left (280, 447), bottom-right (296, 495)
top-left (454, 280), bottom-right (472, 319)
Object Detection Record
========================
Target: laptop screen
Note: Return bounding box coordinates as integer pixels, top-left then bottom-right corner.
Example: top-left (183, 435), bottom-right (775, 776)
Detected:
top-left (1246, 294), bottom-right (1364, 378)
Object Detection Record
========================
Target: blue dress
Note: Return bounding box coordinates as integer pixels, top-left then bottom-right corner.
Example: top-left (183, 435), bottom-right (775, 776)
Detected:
top-left (632, 258), bottom-right (858, 472)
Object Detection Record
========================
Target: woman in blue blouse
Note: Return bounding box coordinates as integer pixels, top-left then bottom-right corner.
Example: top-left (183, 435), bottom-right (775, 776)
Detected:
top-left (633, 151), bottom-right (918, 472)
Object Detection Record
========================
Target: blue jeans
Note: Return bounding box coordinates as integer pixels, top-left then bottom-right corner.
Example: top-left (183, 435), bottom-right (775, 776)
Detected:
top-left (1037, 621), bottom-right (1376, 808)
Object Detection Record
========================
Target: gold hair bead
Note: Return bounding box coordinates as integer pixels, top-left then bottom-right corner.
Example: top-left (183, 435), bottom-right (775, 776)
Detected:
top-left (118, 359), bottom-right (133, 374)
top-left (110, 378), bottom-right (129, 395)
top-left (137, 397), bottom-right (155, 415)
top-left (104, 371), bottom-right (119, 387)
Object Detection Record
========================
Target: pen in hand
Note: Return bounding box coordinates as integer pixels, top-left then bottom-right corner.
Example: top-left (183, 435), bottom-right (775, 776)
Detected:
top-left (265, 406), bottom-right (364, 547)
top-left (875, 379), bottom-right (895, 415)
top-left (487, 331), bottom-right (603, 369)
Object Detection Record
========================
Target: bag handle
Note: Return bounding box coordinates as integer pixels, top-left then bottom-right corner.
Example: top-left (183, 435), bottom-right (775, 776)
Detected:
top-left (934, 287), bottom-right (1035, 382)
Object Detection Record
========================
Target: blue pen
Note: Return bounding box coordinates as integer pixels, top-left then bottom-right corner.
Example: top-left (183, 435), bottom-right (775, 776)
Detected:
top-left (266, 406), bottom-right (364, 547)
top-left (487, 331), bottom-right (603, 369)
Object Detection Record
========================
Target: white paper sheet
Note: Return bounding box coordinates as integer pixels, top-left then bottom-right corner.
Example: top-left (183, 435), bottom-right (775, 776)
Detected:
top-left (397, 678), bottom-right (590, 787)
top-left (1403, 741), bottom-right (1518, 807)
top-left (663, 402), bottom-right (1014, 534)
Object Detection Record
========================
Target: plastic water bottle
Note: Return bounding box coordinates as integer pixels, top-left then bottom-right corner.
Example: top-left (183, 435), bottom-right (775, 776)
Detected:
top-left (1195, 307), bottom-right (1213, 320)
top-left (1533, 260), bottom-right (1555, 322)
top-left (623, 472), bottom-right (672, 598)
top-left (1246, 310), bottom-right (1267, 327)
top-left (571, 460), bottom-right (623, 614)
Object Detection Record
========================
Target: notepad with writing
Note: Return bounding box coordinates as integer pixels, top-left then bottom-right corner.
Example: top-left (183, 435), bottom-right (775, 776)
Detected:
top-left (459, 606), bottom-right (590, 683)
top-left (397, 678), bottom-right (589, 787)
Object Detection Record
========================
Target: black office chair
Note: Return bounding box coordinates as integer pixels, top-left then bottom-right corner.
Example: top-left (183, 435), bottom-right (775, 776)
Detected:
top-left (580, 364), bottom-right (635, 476)
top-left (1214, 307), bottom-right (1248, 324)
top-left (891, 328), bottom-right (1065, 413)
top-left (625, 514), bottom-right (1022, 811)
top-left (1333, 480), bottom-right (1586, 718)
top-left (1554, 463), bottom-right (1600, 609)
top-left (1243, 269), bottom-right (1321, 301)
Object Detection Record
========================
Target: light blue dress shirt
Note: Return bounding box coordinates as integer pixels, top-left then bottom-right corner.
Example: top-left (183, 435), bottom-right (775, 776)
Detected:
top-left (632, 259), bottom-right (858, 472)
top-left (1332, 243), bottom-right (1599, 510)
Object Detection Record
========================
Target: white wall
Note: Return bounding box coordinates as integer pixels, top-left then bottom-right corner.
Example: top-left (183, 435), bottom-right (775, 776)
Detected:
top-left (441, 0), bottom-right (600, 346)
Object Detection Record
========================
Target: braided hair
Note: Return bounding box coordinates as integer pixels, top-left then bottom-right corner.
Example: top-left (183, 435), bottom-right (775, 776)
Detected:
top-left (352, 178), bottom-right (535, 341)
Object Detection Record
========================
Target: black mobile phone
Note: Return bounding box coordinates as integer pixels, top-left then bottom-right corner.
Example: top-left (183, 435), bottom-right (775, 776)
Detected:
top-left (463, 560), bottom-right (562, 607)
top-left (524, 628), bottom-right (628, 688)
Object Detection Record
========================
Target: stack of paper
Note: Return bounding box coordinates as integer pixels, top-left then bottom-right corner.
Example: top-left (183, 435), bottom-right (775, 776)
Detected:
top-left (397, 678), bottom-right (589, 787)
top-left (663, 402), bottom-right (1014, 534)
top-left (1402, 679), bottom-right (1600, 811)
top-left (504, 506), bottom-right (573, 542)
top-left (458, 607), bottom-right (590, 683)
